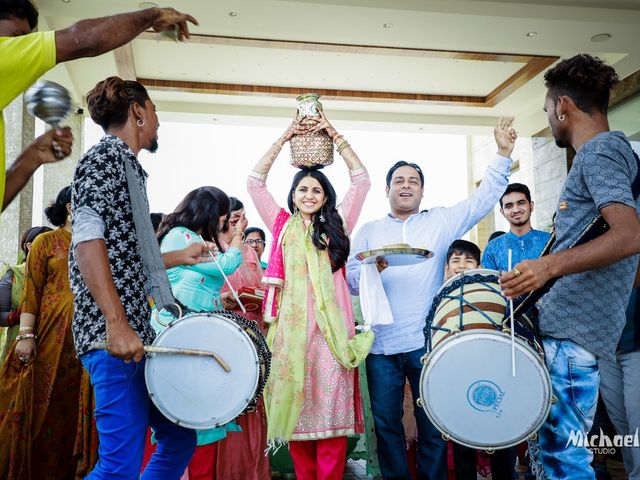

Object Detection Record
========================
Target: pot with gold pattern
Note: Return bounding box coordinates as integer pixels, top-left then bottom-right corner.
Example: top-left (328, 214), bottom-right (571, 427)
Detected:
top-left (290, 93), bottom-right (334, 168)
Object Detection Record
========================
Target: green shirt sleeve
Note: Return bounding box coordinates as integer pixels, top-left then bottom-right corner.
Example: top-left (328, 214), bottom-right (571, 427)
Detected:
top-left (0, 30), bottom-right (57, 110)
top-left (0, 30), bottom-right (56, 211)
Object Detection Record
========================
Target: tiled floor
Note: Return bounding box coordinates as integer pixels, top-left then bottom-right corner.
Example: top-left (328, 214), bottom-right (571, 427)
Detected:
top-left (343, 459), bottom-right (375, 479)
top-left (343, 457), bottom-right (628, 480)
top-left (276, 457), bottom-right (628, 479)
top-left (271, 459), bottom-right (375, 479)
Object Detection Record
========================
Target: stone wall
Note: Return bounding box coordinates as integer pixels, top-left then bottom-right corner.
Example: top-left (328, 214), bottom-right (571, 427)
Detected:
top-left (40, 110), bottom-right (85, 223)
top-left (466, 133), bottom-right (535, 250)
top-left (531, 127), bottom-right (570, 231)
top-left (0, 95), bottom-right (35, 265)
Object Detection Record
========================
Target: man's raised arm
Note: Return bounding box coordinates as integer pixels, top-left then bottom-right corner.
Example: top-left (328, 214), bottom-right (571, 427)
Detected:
top-left (55, 7), bottom-right (198, 63)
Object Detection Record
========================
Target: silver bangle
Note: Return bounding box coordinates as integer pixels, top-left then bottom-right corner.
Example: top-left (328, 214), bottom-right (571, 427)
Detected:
top-left (349, 167), bottom-right (367, 178)
top-left (16, 332), bottom-right (37, 342)
top-left (337, 141), bottom-right (350, 154)
top-left (249, 170), bottom-right (268, 181)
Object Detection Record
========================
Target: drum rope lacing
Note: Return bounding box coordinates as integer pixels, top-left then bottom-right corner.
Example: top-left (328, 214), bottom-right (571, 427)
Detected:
top-left (210, 310), bottom-right (272, 414)
top-left (423, 273), bottom-right (504, 352)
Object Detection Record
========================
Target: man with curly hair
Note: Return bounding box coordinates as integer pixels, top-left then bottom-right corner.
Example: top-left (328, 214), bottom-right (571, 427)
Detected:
top-left (501, 54), bottom-right (640, 479)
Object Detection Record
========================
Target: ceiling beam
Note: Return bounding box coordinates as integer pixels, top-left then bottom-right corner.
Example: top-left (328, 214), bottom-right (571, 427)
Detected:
top-left (139, 31), bottom-right (550, 64)
top-left (139, 78), bottom-right (487, 106)
top-left (484, 56), bottom-right (558, 107)
top-left (138, 32), bottom-right (557, 106)
top-left (610, 68), bottom-right (640, 108)
top-left (114, 44), bottom-right (137, 81)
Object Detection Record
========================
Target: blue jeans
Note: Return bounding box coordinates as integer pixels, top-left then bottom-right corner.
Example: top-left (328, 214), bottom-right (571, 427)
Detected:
top-left (598, 350), bottom-right (640, 479)
top-left (81, 350), bottom-right (197, 480)
top-left (534, 338), bottom-right (600, 480)
top-left (366, 347), bottom-right (447, 480)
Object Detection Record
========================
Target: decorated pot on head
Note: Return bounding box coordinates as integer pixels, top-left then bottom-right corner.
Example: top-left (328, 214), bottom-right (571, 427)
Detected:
top-left (290, 93), bottom-right (334, 168)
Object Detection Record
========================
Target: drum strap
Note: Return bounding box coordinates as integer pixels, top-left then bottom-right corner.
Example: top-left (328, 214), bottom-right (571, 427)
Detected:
top-left (123, 158), bottom-right (180, 317)
top-left (514, 149), bottom-right (640, 316)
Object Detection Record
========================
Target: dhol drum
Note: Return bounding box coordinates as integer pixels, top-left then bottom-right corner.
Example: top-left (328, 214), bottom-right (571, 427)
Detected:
top-left (145, 310), bottom-right (271, 429)
top-left (418, 269), bottom-right (551, 450)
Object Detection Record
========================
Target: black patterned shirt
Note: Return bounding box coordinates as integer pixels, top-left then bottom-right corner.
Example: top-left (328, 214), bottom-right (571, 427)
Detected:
top-left (539, 132), bottom-right (640, 361)
top-left (69, 135), bottom-right (156, 356)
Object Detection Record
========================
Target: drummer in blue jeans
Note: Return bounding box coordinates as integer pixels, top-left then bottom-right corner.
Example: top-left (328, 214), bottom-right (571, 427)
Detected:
top-left (347, 119), bottom-right (516, 479)
top-left (69, 78), bottom-right (211, 479)
top-left (501, 54), bottom-right (640, 480)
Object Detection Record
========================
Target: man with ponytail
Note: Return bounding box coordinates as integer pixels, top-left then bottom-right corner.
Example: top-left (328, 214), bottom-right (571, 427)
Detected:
top-left (0, 0), bottom-right (198, 212)
top-left (68, 77), bottom-right (212, 479)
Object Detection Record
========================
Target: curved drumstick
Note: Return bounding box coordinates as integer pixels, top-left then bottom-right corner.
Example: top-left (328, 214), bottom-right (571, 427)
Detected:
top-left (196, 234), bottom-right (246, 313)
top-left (91, 341), bottom-right (231, 372)
top-left (508, 249), bottom-right (516, 377)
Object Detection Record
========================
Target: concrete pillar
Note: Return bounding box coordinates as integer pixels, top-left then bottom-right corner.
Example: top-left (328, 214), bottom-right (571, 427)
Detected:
top-left (466, 135), bottom-right (495, 249)
top-left (466, 134), bottom-right (503, 250)
top-left (531, 128), bottom-right (570, 230)
top-left (39, 110), bottom-right (85, 222)
top-left (0, 94), bottom-right (35, 265)
top-left (465, 133), bottom-right (537, 249)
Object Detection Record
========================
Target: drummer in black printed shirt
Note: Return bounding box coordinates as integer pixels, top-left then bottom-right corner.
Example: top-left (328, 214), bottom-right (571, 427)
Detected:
top-left (440, 240), bottom-right (518, 480)
top-left (501, 55), bottom-right (640, 480)
top-left (69, 77), bottom-right (214, 479)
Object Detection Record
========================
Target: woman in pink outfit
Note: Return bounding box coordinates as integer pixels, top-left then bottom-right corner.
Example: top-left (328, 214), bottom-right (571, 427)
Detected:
top-left (247, 112), bottom-right (373, 480)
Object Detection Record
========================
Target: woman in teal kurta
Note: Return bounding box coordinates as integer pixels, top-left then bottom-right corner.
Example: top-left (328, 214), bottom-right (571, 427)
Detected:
top-left (155, 225), bottom-right (243, 325)
top-left (152, 186), bottom-right (248, 479)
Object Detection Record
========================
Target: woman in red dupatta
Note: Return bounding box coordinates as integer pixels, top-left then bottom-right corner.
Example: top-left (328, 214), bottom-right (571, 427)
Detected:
top-left (215, 197), bottom-right (272, 480)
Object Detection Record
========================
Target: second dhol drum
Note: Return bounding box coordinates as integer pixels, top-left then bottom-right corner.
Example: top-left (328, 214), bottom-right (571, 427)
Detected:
top-left (418, 269), bottom-right (552, 450)
top-left (145, 310), bottom-right (271, 429)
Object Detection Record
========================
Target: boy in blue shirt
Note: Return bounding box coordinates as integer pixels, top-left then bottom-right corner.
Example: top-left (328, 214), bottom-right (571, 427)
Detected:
top-left (482, 183), bottom-right (550, 272)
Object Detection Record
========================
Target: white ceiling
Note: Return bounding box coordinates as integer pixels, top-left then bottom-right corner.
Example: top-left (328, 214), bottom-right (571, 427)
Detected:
top-left (37, 0), bottom-right (640, 135)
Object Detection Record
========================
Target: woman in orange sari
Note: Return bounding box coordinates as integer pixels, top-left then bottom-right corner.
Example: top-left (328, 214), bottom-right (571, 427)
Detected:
top-left (0, 186), bottom-right (95, 479)
top-left (215, 197), bottom-right (271, 480)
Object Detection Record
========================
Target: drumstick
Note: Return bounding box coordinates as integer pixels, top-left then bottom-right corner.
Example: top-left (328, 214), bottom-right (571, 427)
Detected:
top-left (91, 341), bottom-right (231, 372)
top-left (196, 234), bottom-right (246, 314)
top-left (508, 249), bottom-right (516, 377)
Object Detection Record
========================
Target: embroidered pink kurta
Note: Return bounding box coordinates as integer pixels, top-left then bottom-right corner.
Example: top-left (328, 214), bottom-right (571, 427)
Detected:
top-left (248, 171), bottom-right (370, 440)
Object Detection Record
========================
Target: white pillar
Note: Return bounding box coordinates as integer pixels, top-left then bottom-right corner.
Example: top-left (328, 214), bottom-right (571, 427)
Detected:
top-left (531, 129), bottom-right (569, 230)
top-left (0, 94), bottom-right (35, 265)
top-left (39, 110), bottom-right (85, 222)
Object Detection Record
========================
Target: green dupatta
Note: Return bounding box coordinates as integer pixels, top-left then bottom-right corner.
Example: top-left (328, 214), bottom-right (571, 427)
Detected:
top-left (0, 263), bottom-right (25, 361)
top-left (264, 214), bottom-right (373, 442)
top-left (0, 263), bottom-right (24, 310)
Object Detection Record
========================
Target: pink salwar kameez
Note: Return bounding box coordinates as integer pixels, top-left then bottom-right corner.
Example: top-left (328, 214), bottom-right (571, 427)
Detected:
top-left (248, 169), bottom-right (371, 479)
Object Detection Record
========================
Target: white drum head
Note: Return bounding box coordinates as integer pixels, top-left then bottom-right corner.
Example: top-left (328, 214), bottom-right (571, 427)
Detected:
top-left (419, 330), bottom-right (551, 449)
top-left (145, 313), bottom-right (260, 429)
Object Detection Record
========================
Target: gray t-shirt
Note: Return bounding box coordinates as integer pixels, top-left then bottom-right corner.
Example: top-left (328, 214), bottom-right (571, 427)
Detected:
top-left (539, 131), bottom-right (639, 361)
